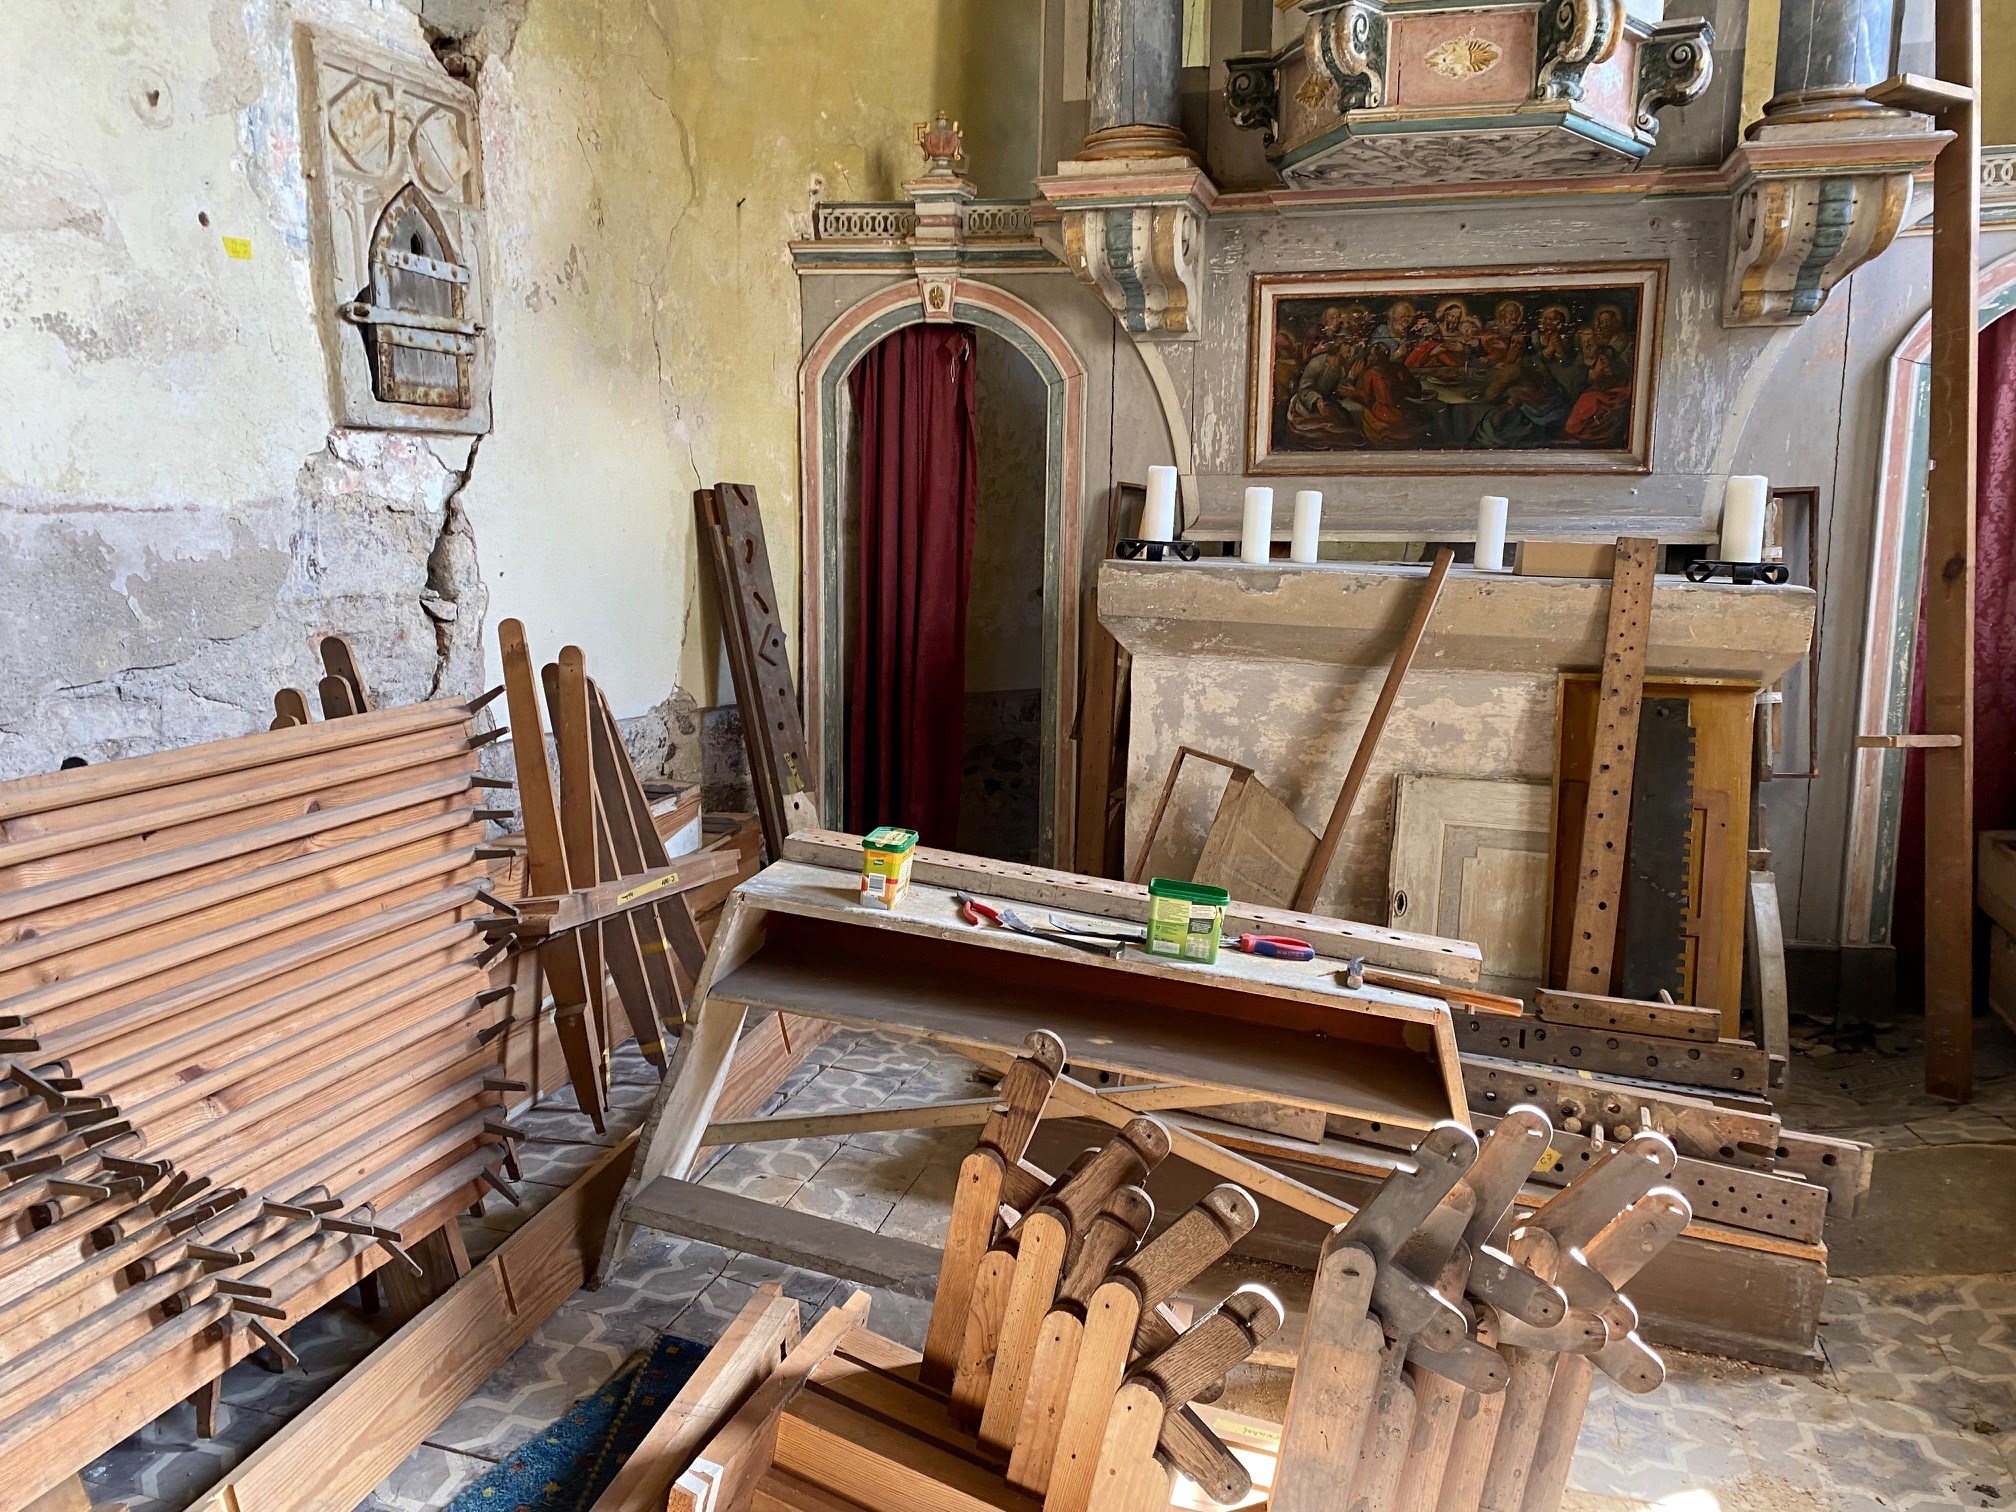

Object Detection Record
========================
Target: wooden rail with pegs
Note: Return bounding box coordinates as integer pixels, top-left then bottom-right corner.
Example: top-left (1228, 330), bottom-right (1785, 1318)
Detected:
top-left (0, 696), bottom-right (517, 1505)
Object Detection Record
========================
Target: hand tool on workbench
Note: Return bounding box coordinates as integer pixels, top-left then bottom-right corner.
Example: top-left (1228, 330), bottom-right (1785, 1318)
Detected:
top-left (1224, 931), bottom-right (1316, 961)
top-left (953, 894), bottom-right (1123, 957)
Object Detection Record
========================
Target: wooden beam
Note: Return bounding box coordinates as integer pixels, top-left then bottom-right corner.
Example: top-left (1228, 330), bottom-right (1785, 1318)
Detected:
top-left (1293, 548), bottom-right (1454, 913)
top-left (624, 1179), bottom-right (944, 1298)
top-left (1923, 0), bottom-right (1981, 1101)
top-left (1563, 539), bottom-right (1658, 995)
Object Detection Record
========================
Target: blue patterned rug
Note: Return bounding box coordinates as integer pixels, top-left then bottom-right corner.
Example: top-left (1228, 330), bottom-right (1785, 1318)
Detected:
top-left (446, 1335), bottom-right (708, 1512)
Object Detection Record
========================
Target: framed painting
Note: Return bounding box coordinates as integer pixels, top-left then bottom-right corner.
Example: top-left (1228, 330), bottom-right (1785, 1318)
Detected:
top-left (1248, 264), bottom-right (1663, 475)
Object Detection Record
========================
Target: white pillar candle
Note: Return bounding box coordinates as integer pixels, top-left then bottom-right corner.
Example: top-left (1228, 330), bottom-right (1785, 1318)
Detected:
top-left (1142, 465), bottom-right (1178, 543)
top-left (1240, 486), bottom-right (1275, 565)
top-left (1290, 490), bottom-right (1324, 564)
top-left (1719, 475), bottom-right (1769, 563)
top-left (1475, 495), bottom-right (1509, 572)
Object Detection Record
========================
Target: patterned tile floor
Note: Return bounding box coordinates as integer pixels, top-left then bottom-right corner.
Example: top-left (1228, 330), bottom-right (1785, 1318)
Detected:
top-left (82, 1027), bottom-right (2016, 1512)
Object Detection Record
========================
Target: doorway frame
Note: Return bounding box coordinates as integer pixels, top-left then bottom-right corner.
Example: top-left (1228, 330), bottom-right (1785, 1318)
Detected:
top-left (1841, 250), bottom-right (2016, 946)
top-left (799, 280), bottom-right (1087, 864)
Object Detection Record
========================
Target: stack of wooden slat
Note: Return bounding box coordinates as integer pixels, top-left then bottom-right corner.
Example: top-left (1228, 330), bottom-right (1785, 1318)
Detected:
top-left (0, 698), bottom-right (509, 1497)
top-left (615, 1033), bottom-right (1690, 1512)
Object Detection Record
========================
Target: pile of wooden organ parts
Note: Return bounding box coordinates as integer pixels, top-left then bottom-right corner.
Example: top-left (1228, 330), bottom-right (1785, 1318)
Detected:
top-left (0, 699), bottom-right (514, 1502)
top-left (0, 623), bottom-right (754, 1504)
top-left (619, 1033), bottom-right (1690, 1512)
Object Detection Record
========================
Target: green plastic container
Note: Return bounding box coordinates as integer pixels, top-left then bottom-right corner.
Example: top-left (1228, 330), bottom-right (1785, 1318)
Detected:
top-left (1145, 877), bottom-right (1230, 963)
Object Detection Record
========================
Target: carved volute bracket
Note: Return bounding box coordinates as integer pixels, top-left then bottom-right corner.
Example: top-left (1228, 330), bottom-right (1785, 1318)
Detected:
top-left (1224, 54), bottom-right (1281, 145)
top-left (1038, 161), bottom-right (1215, 340)
top-left (1721, 116), bottom-right (1948, 326)
top-left (1633, 20), bottom-right (1715, 138)
top-left (1534, 0), bottom-right (1624, 102)
top-left (1305, 0), bottom-right (1388, 112)
top-left (1060, 199), bottom-right (1206, 340)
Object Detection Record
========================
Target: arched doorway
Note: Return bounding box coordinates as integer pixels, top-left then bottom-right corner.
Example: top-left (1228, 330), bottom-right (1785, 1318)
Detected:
top-left (1842, 254), bottom-right (2016, 949)
top-left (833, 323), bottom-right (1051, 861)
top-left (798, 282), bottom-right (1087, 864)
top-left (1888, 306), bottom-right (2016, 979)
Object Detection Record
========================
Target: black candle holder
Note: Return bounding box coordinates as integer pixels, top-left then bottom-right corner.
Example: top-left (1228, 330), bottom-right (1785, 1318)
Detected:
top-left (1115, 537), bottom-right (1202, 563)
top-left (1684, 559), bottom-right (1789, 586)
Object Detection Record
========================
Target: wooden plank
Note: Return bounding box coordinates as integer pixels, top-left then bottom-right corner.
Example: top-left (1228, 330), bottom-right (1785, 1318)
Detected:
top-left (497, 618), bottom-right (601, 1127)
top-left (1513, 540), bottom-right (1617, 578)
top-left (1460, 1055), bottom-right (1781, 1165)
top-left (781, 830), bottom-right (1483, 983)
top-left (698, 485), bottom-right (820, 858)
top-left (777, 1390), bottom-right (1035, 1512)
top-left (1991, 922), bottom-right (2016, 1036)
top-left (1293, 547), bottom-right (1455, 913)
top-left (588, 1285), bottom-right (802, 1512)
top-left (1456, 1008), bottom-right (1771, 1092)
top-left (182, 1139), bottom-right (632, 1512)
top-left (504, 853), bottom-right (741, 938)
top-left (1561, 538), bottom-right (1658, 993)
top-left (1534, 988), bottom-right (1721, 1042)
top-left (705, 1097), bottom-right (1005, 1146)
top-left (1978, 832), bottom-right (2016, 935)
top-left (1073, 483), bottom-right (1141, 879)
top-left (624, 1178), bottom-right (943, 1298)
top-left (1921, 0), bottom-right (1979, 1102)
top-left (548, 653), bottom-right (613, 1066)
top-left (667, 1292), bottom-right (869, 1512)
top-left (0, 700), bottom-right (476, 824)
top-left (1746, 872), bottom-right (1791, 1077)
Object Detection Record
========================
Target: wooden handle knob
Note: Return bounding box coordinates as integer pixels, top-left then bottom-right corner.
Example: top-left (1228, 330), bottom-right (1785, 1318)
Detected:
top-left (1131, 1286), bottom-right (1283, 1407)
top-left (1116, 1184), bottom-right (1257, 1312)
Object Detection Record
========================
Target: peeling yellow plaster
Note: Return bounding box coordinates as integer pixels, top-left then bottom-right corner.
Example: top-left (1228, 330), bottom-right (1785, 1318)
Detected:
top-left (468, 0), bottom-right (1040, 716)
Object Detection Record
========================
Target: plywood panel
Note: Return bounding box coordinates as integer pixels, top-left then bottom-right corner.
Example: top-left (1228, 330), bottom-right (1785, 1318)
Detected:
top-left (1389, 776), bottom-right (1552, 999)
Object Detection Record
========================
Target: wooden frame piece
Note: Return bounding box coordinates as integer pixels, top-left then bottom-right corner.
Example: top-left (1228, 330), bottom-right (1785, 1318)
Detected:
top-left (1560, 539), bottom-right (1657, 995)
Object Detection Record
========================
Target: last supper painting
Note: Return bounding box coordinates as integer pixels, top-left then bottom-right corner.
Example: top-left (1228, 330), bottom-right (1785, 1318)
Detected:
top-left (1248, 265), bottom-right (1662, 475)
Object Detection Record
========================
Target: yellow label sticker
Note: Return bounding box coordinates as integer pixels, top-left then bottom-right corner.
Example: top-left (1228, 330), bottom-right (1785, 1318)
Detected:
top-left (1575, 1069), bottom-right (1594, 1079)
top-left (616, 873), bottom-right (677, 906)
top-left (221, 236), bottom-right (253, 260)
top-left (1533, 1146), bottom-right (1563, 1173)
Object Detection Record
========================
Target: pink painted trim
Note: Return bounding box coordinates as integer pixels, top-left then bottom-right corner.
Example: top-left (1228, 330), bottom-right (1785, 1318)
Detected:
top-left (795, 276), bottom-right (1089, 862)
top-left (1840, 251), bottom-right (2016, 945)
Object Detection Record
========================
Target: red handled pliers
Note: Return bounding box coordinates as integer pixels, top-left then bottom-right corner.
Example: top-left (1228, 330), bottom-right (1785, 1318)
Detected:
top-left (1226, 932), bottom-right (1316, 961)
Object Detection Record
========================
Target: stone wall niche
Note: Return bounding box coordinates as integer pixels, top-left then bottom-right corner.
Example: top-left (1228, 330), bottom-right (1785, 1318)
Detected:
top-left (296, 26), bottom-right (493, 434)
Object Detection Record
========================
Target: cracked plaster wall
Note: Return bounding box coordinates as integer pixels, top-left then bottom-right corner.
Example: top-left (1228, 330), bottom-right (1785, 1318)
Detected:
top-left (0, 0), bottom-right (1040, 781)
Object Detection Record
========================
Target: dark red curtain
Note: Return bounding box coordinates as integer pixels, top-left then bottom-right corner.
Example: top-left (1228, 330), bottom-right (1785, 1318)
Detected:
top-left (844, 324), bottom-right (979, 844)
top-left (1894, 310), bottom-right (2016, 976)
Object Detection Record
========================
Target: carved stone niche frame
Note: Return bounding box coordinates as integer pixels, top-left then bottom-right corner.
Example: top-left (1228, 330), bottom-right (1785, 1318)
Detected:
top-left (296, 25), bottom-right (492, 434)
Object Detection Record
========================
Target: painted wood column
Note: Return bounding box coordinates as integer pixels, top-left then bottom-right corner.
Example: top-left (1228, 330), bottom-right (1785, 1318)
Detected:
top-left (1084, 0), bottom-right (1194, 160)
top-left (1764, 0), bottom-right (1895, 118)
